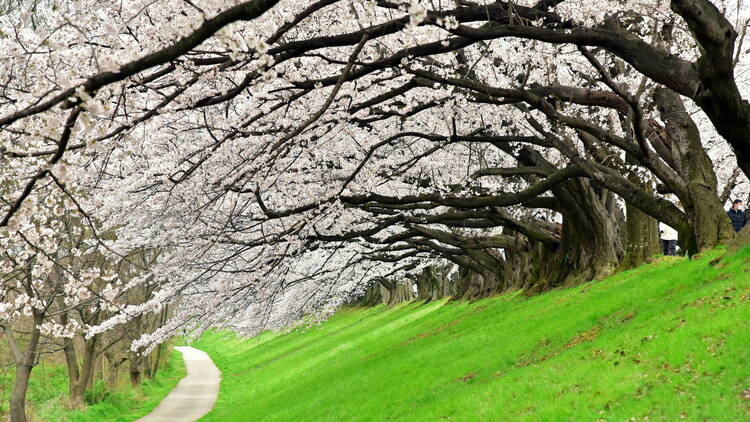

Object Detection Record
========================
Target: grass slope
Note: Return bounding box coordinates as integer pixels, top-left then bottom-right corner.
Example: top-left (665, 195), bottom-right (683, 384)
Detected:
top-left (195, 249), bottom-right (750, 421)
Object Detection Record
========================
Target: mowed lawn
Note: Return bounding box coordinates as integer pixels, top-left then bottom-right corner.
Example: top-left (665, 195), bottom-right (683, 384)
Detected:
top-left (194, 248), bottom-right (750, 421)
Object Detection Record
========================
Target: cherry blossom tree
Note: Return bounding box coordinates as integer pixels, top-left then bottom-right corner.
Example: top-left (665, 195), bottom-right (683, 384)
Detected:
top-left (1, 5), bottom-right (750, 419)
top-left (0, 201), bottom-right (130, 420)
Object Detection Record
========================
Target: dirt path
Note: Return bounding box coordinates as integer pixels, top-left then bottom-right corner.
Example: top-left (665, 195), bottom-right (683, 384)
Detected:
top-left (135, 346), bottom-right (221, 422)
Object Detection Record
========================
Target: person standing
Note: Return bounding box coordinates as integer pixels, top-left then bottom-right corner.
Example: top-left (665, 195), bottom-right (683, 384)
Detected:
top-left (727, 199), bottom-right (747, 233)
top-left (659, 222), bottom-right (678, 256)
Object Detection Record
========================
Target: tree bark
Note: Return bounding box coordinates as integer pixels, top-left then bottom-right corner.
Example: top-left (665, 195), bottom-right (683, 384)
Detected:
top-left (621, 200), bottom-right (660, 268)
top-left (653, 87), bottom-right (735, 251)
top-left (414, 265), bottom-right (455, 302)
top-left (357, 282), bottom-right (386, 306)
top-left (150, 307), bottom-right (169, 379)
top-left (104, 352), bottom-right (125, 389)
top-left (385, 279), bottom-right (416, 306)
top-left (142, 354), bottom-right (152, 380)
top-left (10, 359), bottom-right (33, 422)
top-left (61, 313), bottom-right (99, 409)
top-left (620, 156), bottom-right (660, 268)
top-left (61, 337), bottom-right (79, 396)
top-left (6, 312), bottom-right (42, 422)
top-left (509, 148), bottom-right (624, 293)
top-left (669, 0), bottom-right (750, 179)
top-left (452, 266), bottom-right (502, 301)
top-left (73, 337), bottom-right (98, 407)
top-left (129, 354), bottom-right (143, 387)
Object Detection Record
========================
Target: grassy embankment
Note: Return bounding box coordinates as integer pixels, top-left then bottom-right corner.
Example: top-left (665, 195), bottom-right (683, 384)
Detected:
top-left (0, 347), bottom-right (185, 421)
top-left (194, 248), bottom-right (750, 421)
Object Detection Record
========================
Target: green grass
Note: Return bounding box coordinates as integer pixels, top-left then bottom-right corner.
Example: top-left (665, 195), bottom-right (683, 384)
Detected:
top-left (1, 347), bottom-right (185, 421)
top-left (194, 248), bottom-right (750, 421)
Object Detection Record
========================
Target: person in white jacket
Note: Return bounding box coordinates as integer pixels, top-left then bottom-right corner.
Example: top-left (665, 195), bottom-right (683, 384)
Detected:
top-left (659, 222), bottom-right (678, 256)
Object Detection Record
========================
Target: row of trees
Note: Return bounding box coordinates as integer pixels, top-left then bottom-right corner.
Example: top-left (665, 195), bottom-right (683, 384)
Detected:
top-left (0, 206), bottom-right (171, 421)
top-left (2, 0), bottom-right (750, 418)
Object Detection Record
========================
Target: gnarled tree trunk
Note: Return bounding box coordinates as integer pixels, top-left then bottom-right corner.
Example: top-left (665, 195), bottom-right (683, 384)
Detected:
top-left (621, 200), bottom-right (660, 268)
top-left (414, 265), bottom-right (455, 302)
top-left (529, 146), bottom-right (623, 288)
top-left (451, 249), bottom-right (505, 301)
top-left (620, 158), bottom-right (660, 268)
top-left (357, 278), bottom-right (416, 306)
top-left (452, 268), bottom-right (501, 301)
top-left (653, 87), bottom-right (735, 251)
top-left (516, 181), bottom-right (623, 294)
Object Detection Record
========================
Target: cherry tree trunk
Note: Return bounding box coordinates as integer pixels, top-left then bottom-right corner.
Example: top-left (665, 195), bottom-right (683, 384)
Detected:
top-left (129, 354), bottom-right (144, 387)
top-left (505, 147), bottom-right (623, 294)
top-left (414, 266), bottom-right (455, 302)
top-left (357, 282), bottom-right (386, 306)
top-left (620, 201), bottom-right (660, 268)
top-left (502, 233), bottom-right (539, 291)
top-left (142, 356), bottom-right (152, 380)
top-left (521, 180), bottom-right (623, 294)
top-left (64, 336), bottom-right (98, 409)
top-left (9, 360), bottom-right (33, 422)
top-left (357, 278), bottom-right (416, 306)
top-left (8, 313), bottom-right (42, 422)
top-left (684, 187), bottom-right (735, 251)
top-left (150, 307), bottom-right (169, 379)
top-left (620, 162), bottom-right (659, 268)
top-left (653, 87), bottom-right (735, 252)
top-left (451, 268), bottom-right (502, 301)
top-left (385, 280), bottom-right (416, 306)
top-left (62, 338), bottom-right (79, 397)
top-left (150, 344), bottom-right (164, 380)
top-left (451, 249), bottom-right (505, 301)
top-left (104, 352), bottom-right (124, 389)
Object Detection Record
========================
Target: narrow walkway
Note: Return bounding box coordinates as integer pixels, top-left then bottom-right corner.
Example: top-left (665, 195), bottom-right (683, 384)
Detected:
top-left (136, 346), bottom-right (221, 422)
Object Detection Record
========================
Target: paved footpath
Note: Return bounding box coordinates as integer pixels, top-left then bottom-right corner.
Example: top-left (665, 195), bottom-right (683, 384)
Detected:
top-left (136, 346), bottom-right (221, 422)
